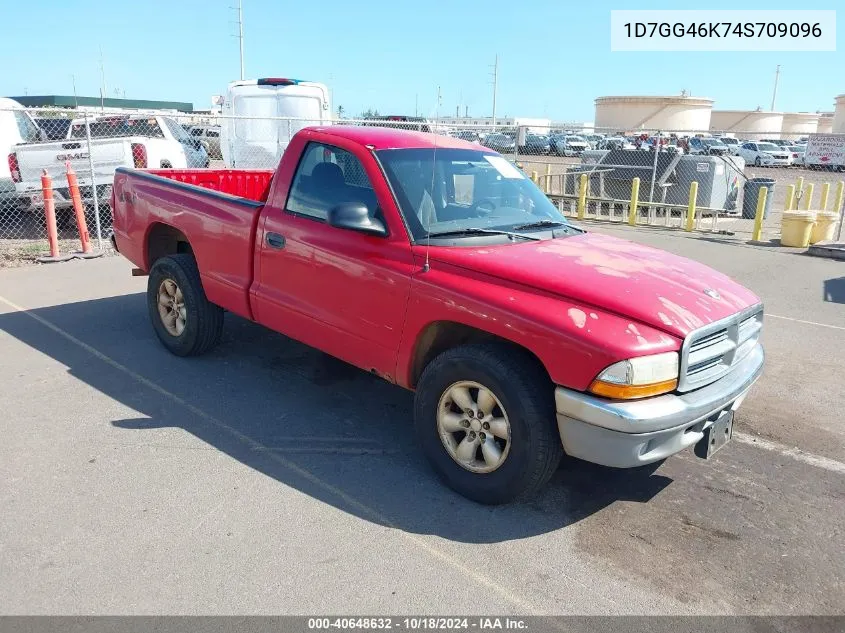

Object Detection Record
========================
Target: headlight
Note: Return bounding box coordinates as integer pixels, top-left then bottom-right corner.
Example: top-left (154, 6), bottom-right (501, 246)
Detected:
top-left (589, 352), bottom-right (679, 399)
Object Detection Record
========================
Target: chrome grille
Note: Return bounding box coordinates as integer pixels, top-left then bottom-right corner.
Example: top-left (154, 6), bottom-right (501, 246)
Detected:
top-left (678, 305), bottom-right (764, 392)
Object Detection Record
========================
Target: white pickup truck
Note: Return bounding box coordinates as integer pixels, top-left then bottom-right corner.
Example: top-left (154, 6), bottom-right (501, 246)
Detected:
top-left (9, 114), bottom-right (209, 218)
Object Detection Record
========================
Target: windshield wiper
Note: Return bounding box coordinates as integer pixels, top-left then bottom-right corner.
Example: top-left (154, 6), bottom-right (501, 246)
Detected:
top-left (511, 220), bottom-right (569, 230)
top-left (424, 227), bottom-right (540, 241)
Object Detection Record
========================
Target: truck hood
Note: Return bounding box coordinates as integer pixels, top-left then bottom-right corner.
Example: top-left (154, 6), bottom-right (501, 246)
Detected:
top-left (426, 232), bottom-right (760, 338)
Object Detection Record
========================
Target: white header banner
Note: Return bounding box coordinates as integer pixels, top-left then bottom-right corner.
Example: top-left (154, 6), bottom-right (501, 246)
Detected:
top-left (610, 10), bottom-right (836, 51)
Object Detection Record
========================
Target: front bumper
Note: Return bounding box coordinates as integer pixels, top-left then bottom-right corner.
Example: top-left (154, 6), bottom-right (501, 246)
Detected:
top-left (554, 343), bottom-right (764, 468)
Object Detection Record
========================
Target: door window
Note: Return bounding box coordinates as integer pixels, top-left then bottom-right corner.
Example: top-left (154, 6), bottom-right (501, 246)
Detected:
top-left (14, 111), bottom-right (41, 142)
top-left (286, 143), bottom-right (377, 221)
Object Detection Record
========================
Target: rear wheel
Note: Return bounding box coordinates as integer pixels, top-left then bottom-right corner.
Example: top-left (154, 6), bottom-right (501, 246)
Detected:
top-left (147, 254), bottom-right (223, 356)
top-left (754, 157), bottom-right (762, 167)
top-left (414, 344), bottom-right (562, 504)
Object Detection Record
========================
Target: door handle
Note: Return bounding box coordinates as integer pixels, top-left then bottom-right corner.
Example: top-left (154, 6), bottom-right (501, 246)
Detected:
top-left (266, 232), bottom-right (286, 249)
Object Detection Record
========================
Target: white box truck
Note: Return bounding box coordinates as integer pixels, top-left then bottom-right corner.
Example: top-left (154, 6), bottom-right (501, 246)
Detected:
top-left (220, 78), bottom-right (331, 169)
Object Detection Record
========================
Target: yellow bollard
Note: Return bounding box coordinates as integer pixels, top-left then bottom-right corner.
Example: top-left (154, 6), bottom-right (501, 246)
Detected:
top-left (685, 181), bottom-right (698, 231)
top-left (835, 181), bottom-right (845, 215)
top-left (752, 186), bottom-right (768, 242)
top-left (531, 170), bottom-right (538, 184)
top-left (794, 176), bottom-right (804, 209)
top-left (545, 163), bottom-right (552, 194)
top-left (783, 184), bottom-right (795, 212)
top-left (820, 182), bottom-right (830, 211)
top-left (628, 177), bottom-right (640, 225)
top-left (802, 183), bottom-right (814, 210)
top-left (577, 173), bottom-right (588, 220)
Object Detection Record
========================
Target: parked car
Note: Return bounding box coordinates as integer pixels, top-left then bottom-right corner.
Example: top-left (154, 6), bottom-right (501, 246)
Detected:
top-left (551, 134), bottom-right (589, 156)
top-left (453, 130), bottom-right (481, 143)
top-left (717, 137), bottom-right (742, 155)
top-left (759, 138), bottom-right (792, 148)
top-left (34, 117), bottom-right (73, 141)
top-left (597, 137), bottom-right (636, 151)
top-left (737, 141), bottom-right (792, 167)
top-left (111, 125), bottom-right (765, 504)
top-left (189, 125), bottom-right (222, 159)
top-left (221, 77), bottom-right (332, 168)
top-left (482, 133), bottom-right (515, 153)
top-left (688, 137), bottom-right (729, 156)
top-left (519, 133), bottom-right (551, 155)
top-left (787, 145), bottom-right (806, 167)
top-left (584, 134), bottom-right (605, 149)
top-left (10, 114), bottom-right (208, 218)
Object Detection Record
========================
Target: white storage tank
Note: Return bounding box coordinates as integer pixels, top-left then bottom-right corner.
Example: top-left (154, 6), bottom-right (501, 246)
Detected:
top-left (817, 112), bottom-right (834, 134)
top-left (781, 112), bottom-right (819, 139)
top-left (594, 95), bottom-right (712, 133)
top-left (710, 110), bottom-right (784, 141)
top-left (833, 95), bottom-right (845, 133)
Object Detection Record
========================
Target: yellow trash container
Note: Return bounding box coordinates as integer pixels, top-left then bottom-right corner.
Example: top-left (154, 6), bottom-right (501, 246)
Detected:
top-left (780, 211), bottom-right (816, 248)
top-left (810, 211), bottom-right (839, 244)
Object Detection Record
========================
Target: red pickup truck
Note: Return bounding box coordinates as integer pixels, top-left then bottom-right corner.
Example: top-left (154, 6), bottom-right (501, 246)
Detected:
top-left (111, 125), bottom-right (765, 504)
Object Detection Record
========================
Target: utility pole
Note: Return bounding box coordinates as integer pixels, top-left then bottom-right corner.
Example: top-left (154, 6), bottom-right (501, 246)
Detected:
top-left (415, 93), bottom-right (418, 117)
top-left (99, 46), bottom-right (106, 111)
top-left (770, 64), bottom-right (781, 111)
top-left (490, 54), bottom-right (498, 129)
top-left (238, 0), bottom-right (245, 80)
top-left (71, 75), bottom-right (78, 108)
top-left (231, 0), bottom-right (245, 80)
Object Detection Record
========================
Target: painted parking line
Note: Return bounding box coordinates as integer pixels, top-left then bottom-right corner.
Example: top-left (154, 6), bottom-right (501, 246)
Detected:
top-left (767, 313), bottom-right (845, 331)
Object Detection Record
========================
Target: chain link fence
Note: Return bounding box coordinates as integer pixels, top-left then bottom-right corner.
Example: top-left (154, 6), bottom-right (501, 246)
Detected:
top-left (2, 106), bottom-right (843, 265)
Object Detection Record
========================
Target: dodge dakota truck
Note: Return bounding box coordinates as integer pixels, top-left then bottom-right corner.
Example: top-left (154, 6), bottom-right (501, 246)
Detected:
top-left (111, 125), bottom-right (765, 504)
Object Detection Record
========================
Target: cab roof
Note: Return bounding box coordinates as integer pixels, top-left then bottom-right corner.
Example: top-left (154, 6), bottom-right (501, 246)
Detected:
top-left (307, 125), bottom-right (487, 151)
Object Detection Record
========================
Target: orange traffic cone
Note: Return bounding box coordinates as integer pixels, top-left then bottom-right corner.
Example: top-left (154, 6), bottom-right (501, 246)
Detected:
top-left (36, 169), bottom-right (73, 263)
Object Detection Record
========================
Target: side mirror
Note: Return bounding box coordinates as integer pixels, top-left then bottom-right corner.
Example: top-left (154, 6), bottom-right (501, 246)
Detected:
top-left (327, 202), bottom-right (387, 237)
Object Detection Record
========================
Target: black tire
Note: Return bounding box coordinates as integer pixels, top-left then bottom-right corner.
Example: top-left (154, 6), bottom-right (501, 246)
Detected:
top-left (414, 343), bottom-right (563, 504)
top-left (147, 254), bottom-right (223, 357)
top-left (754, 157), bottom-right (761, 167)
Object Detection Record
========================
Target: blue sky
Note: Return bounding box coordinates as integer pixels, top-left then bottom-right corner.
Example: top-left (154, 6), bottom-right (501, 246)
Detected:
top-left (0, 0), bottom-right (841, 120)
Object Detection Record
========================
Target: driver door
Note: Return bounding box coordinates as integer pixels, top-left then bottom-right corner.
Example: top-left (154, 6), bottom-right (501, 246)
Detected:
top-left (252, 140), bottom-right (415, 380)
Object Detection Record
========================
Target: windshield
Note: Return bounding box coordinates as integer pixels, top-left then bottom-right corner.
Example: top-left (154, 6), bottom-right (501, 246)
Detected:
top-left (702, 139), bottom-right (724, 146)
top-left (721, 138), bottom-right (738, 144)
top-left (758, 143), bottom-right (780, 151)
top-left (377, 148), bottom-right (570, 242)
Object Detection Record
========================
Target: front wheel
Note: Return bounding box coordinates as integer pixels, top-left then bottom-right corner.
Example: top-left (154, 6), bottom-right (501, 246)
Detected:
top-left (147, 254), bottom-right (224, 356)
top-left (414, 344), bottom-right (563, 504)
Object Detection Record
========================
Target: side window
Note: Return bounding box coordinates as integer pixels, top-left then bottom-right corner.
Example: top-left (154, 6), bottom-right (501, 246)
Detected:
top-left (207, 129), bottom-right (219, 137)
top-left (286, 142), bottom-right (376, 221)
top-left (190, 128), bottom-right (204, 137)
top-left (14, 111), bottom-right (41, 142)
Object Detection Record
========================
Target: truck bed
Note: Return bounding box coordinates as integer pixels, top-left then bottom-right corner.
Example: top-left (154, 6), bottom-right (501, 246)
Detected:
top-left (112, 168), bottom-right (274, 320)
top-left (145, 169), bottom-right (274, 202)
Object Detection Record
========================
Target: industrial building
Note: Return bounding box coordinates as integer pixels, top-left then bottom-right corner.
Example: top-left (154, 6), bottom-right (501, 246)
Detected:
top-left (817, 112), bottom-right (834, 134)
top-left (834, 95), bottom-right (845, 134)
top-left (710, 110), bottom-right (784, 140)
top-left (780, 112), bottom-right (820, 140)
top-left (593, 95), bottom-right (713, 133)
top-left (9, 95), bottom-right (194, 114)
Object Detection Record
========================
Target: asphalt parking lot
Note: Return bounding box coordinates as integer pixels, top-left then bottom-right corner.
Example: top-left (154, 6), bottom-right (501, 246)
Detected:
top-left (0, 225), bottom-right (843, 615)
